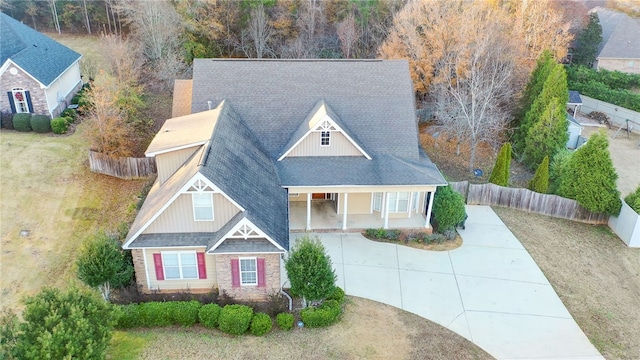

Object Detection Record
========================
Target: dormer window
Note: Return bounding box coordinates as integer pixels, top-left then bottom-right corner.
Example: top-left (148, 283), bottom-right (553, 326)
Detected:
top-left (321, 131), bottom-right (330, 146)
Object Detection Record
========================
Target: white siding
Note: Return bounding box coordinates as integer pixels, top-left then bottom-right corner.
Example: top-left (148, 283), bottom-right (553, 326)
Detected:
top-left (287, 132), bottom-right (363, 157)
top-left (43, 62), bottom-right (82, 117)
top-left (144, 193), bottom-right (240, 233)
top-left (156, 147), bottom-right (200, 184)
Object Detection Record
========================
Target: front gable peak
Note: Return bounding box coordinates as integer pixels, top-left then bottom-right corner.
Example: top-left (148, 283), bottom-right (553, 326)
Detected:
top-left (278, 100), bottom-right (371, 161)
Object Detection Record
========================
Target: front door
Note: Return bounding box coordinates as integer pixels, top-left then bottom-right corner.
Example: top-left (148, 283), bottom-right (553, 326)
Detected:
top-left (312, 193), bottom-right (329, 200)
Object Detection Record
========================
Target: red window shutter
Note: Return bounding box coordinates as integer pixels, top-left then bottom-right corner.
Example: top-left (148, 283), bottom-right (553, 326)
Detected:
top-left (197, 252), bottom-right (207, 279)
top-left (257, 258), bottom-right (266, 288)
top-left (231, 259), bottom-right (240, 288)
top-left (153, 253), bottom-right (164, 281)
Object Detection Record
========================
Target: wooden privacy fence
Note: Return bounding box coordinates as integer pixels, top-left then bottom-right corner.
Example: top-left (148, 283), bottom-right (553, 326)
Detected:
top-left (449, 181), bottom-right (609, 225)
top-left (88, 150), bottom-right (156, 180)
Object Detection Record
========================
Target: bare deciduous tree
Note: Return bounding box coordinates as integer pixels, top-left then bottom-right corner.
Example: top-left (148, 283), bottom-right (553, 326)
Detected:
top-left (100, 34), bottom-right (143, 86)
top-left (244, 3), bottom-right (274, 59)
top-left (337, 13), bottom-right (359, 59)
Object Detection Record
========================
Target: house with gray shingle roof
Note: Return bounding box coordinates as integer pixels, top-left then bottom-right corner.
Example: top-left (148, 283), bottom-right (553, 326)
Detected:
top-left (590, 7), bottom-right (640, 74)
top-left (123, 59), bottom-right (446, 300)
top-left (0, 12), bottom-right (82, 119)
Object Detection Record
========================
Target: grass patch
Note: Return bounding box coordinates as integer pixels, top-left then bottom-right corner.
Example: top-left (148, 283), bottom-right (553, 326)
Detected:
top-left (493, 207), bottom-right (640, 360)
top-left (106, 331), bottom-right (150, 360)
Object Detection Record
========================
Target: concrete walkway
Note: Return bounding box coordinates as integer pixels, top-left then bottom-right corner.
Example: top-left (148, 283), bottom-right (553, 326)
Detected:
top-left (288, 206), bottom-right (603, 360)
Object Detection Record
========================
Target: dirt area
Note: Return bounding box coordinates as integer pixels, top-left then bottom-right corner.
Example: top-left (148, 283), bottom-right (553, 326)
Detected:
top-left (125, 297), bottom-right (491, 360)
top-left (419, 124), bottom-right (533, 187)
top-left (493, 207), bottom-right (640, 360)
top-left (581, 126), bottom-right (640, 197)
top-left (0, 126), bottom-right (145, 311)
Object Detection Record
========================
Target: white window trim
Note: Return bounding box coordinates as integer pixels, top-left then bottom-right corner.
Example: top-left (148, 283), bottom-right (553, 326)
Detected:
top-left (320, 130), bottom-right (331, 147)
top-left (387, 192), bottom-right (410, 213)
top-left (192, 192), bottom-right (214, 221)
top-left (162, 251), bottom-right (199, 280)
top-left (239, 257), bottom-right (258, 286)
top-left (11, 88), bottom-right (28, 113)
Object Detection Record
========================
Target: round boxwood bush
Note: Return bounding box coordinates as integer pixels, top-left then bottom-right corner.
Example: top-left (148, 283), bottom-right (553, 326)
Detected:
top-left (30, 114), bottom-right (51, 133)
top-left (12, 113), bottom-right (32, 132)
top-left (250, 312), bottom-right (272, 336)
top-left (276, 312), bottom-right (294, 331)
top-left (218, 304), bottom-right (253, 335)
top-left (51, 117), bottom-right (68, 134)
top-left (1, 112), bottom-right (13, 129)
top-left (60, 108), bottom-right (77, 123)
top-left (198, 303), bottom-right (221, 329)
top-left (170, 301), bottom-right (201, 327)
top-left (139, 302), bottom-right (172, 327)
top-left (326, 287), bottom-right (345, 304)
top-left (300, 299), bottom-right (342, 328)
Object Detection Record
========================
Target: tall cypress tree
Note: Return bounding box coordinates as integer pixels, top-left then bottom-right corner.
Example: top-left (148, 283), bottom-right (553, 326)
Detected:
top-left (513, 50), bottom-right (555, 153)
top-left (520, 65), bottom-right (569, 168)
top-left (528, 155), bottom-right (550, 193)
top-left (489, 142), bottom-right (511, 186)
top-left (558, 131), bottom-right (621, 215)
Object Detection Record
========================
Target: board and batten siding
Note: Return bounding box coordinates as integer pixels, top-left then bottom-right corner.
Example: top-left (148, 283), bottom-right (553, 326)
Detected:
top-left (155, 147), bottom-right (200, 184)
top-left (140, 248), bottom-right (217, 292)
top-left (336, 193), bottom-right (372, 214)
top-left (287, 132), bottom-right (363, 157)
top-left (144, 193), bottom-right (240, 233)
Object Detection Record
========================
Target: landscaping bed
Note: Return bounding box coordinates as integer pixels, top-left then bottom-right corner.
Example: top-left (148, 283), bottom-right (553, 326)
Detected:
top-left (362, 228), bottom-right (462, 251)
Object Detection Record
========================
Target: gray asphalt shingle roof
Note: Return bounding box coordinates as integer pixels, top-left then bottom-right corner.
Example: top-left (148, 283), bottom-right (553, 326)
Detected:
top-left (199, 102), bottom-right (289, 250)
top-left (1, 13), bottom-right (81, 86)
top-left (129, 233), bottom-right (211, 248)
top-left (592, 7), bottom-right (640, 60)
top-left (568, 91), bottom-right (582, 105)
top-left (191, 59), bottom-right (420, 160)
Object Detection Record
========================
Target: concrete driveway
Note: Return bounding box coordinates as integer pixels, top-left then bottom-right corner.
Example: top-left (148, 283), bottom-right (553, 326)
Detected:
top-left (287, 205), bottom-right (603, 360)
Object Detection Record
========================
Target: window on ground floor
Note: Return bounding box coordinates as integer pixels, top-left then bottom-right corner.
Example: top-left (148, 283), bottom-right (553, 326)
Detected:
top-left (240, 257), bottom-right (257, 286)
top-left (373, 192), bottom-right (382, 211)
top-left (387, 192), bottom-right (410, 213)
top-left (11, 88), bottom-right (29, 113)
top-left (162, 252), bottom-right (198, 280)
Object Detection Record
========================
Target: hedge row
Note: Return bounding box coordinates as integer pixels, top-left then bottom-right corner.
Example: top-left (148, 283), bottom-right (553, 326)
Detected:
top-left (1, 108), bottom-right (78, 134)
top-left (114, 301), bottom-right (296, 336)
top-left (567, 66), bottom-right (640, 112)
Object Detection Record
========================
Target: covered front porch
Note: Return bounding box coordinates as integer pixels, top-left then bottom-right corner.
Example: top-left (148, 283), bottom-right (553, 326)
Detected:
top-left (287, 188), bottom-right (436, 231)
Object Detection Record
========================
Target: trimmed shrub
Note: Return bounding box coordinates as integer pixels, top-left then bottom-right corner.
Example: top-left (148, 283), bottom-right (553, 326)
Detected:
top-left (489, 142), bottom-right (511, 186)
top-left (115, 304), bottom-right (142, 329)
top-left (326, 287), bottom-right (345, 304)
top-left (139, 302), bottom-right (172, 327)
top-left (432, 185), bottom-right (466, 236)
top-left (198, 303), bottom-right (221, 329)
top-left (71, 95), bottom-right (81, 105)
top-left (276, 313), bottom-right (294, 331)
top-left (12, 113), bottom-right (32, 132)
top-left (60, 108), bottom-right (77, 123)
top-left (30, 115), bottom-right (51, 133)
top-left (364, 228), bottom-right (401, 241)
top-left (301, 299), bottom-right (341, 328)
top-left (170, 301), bottom-right (201, 327)
top-left (624, 186), bottom-right (640, 214)
top-left (218, 304), bottom-right (253, 335)
top-left (51, 117), bottom-right (68, 134)
top-left (250, 313), bottom-right (272, 336)
top-left (1, 112), bottom-right (13, 129)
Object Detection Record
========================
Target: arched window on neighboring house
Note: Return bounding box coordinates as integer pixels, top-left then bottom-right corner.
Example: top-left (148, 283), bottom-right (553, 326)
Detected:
top-left (8, 88), bottom-right (33, 113)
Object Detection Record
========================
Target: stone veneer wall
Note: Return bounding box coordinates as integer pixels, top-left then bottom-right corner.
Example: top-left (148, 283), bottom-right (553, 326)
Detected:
top-left (215, 253), bottom-right (281, 301)
top-left (131, 249), bottom-right (149, 292)
top-left (0, 67), bottom-right (47, 115)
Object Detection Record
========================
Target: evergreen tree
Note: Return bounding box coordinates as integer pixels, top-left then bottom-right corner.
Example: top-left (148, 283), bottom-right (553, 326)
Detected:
top-left (522, 98), bottom-right (569, 168)
top-left (489, 143), bottom-right (512, 186)
top-left (432, 185), bottom-right (466, 238)
top-left (549, 148), bottom-right (572, 194)
top-left (573, 13), bottom-right (602, 67)
top-left (558, 131), bottom-right (622, 215)
top-left (528, 155), bottom-right (550, 193)
top-left (76, 232), bottom-right (133, 301)
top-left (513, 50), bottom-right (555, 152)
top-left (285, 235), bottom-right (336, 308)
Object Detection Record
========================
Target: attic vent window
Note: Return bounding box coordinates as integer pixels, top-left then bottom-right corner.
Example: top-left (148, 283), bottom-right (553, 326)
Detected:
top-left (321, 131), bottom-right (330, 146)
top-left (187, 179), bottom-right (214, 192)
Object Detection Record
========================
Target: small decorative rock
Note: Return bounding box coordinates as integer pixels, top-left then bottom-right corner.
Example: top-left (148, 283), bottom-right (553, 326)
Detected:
top-left (20, 230), bottom-right (30, 237)
top-left (297, 321), bottom-right (304, 329)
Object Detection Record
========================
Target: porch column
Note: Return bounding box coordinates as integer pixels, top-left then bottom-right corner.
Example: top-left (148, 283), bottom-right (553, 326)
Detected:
top-left (342, 193), bottom-right (348, 230)
top-left (380, 192), bottom-right (386, 218)
top-left (384, 192), bottom-right (390, 229)
top-left (408, 192), bottom-right (414, 218)
top-left (425, 190), bottom-right (434, 229)
top-left (306, 193), bottom-right (311, 231)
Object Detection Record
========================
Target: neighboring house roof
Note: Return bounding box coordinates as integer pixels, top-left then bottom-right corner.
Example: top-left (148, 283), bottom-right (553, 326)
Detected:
top-left (567, 113), bottom-right (582, 128)
top-left (171, 79), bottom-right (193, 118)
top-left (591, 7), bottom-right (640, 60)
top-left (568, 91), bottom-right (582, 105)
top-left (0, 12), bottom-right (81, 86)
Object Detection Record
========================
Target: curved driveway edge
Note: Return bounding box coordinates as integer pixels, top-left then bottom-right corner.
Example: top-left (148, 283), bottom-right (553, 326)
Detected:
top-left (287, 205), bottom-right (604, 360)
